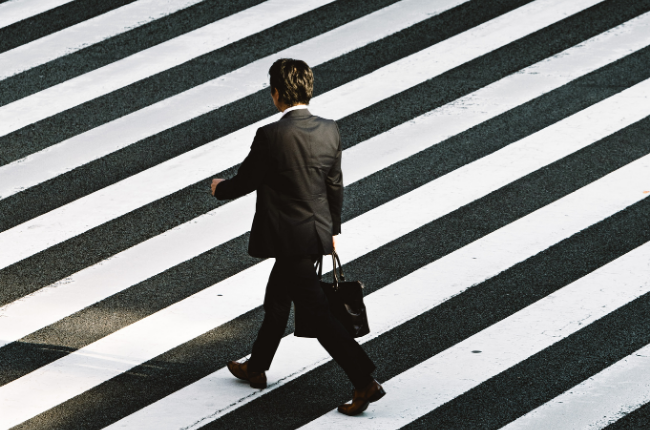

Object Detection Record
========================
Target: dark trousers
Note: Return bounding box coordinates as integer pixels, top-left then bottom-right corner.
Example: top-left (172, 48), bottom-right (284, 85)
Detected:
top-left (246, 254), bottom-right (376, 390)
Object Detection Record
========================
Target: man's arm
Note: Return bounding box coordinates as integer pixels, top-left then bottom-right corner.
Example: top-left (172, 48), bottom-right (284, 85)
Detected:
top-left (214, 128), bottom-right (269, 200)
top-left (326, 123), bottom-right (343, 235)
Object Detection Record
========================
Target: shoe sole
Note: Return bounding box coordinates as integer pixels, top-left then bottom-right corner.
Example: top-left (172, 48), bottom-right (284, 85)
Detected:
top-left (337, 401), bottom-right (369, 416)
top-left (250, 380), bottom-right (267, 389)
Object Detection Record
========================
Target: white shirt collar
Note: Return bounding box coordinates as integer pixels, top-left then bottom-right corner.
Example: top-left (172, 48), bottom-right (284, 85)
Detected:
top-left (282, 104), bottom-right (308, 116)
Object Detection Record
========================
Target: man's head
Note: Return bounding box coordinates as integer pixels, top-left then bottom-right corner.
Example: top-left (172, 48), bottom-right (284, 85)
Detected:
top-left (269, 58), bottom-right (313, 110)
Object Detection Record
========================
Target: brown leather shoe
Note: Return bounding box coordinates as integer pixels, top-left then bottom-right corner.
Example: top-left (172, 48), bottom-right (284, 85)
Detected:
top-left (337, 378), bottom-right (386, 416)
top-left (227, 360), bottom-right (267, 389)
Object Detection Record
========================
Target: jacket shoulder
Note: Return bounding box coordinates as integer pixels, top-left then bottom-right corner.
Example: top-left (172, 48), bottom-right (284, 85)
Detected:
top-left (310, 115), bottom-right (337, 126)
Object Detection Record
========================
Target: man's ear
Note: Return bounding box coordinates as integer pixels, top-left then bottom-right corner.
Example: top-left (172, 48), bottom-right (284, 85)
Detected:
top-left (271, 87), bottom-right (284, 112)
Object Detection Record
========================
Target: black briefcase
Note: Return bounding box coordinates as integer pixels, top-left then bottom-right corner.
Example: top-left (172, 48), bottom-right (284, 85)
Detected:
top-left (316, 250), bottom-right (370, 338)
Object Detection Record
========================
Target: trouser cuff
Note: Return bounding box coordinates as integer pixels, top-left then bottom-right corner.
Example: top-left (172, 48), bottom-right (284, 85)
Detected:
top-left (351, 373), bottom-right (374, 391)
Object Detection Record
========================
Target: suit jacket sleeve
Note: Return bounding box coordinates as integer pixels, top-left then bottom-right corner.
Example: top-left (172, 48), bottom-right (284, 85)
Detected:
top-left (326, 123), bottom-right (343, 235)
top-left (214, 128), bottom-right (269, 200)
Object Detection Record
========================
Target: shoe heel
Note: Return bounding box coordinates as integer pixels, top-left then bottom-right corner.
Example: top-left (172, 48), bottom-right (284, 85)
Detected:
top-left (368, 386), bottom-right (386, 402)
top-left (250, 381), bottom-right (267, 389)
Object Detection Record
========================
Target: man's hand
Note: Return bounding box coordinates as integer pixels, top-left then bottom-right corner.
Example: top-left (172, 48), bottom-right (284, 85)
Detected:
top-left (211, 178), bottom-right (225, 196)
top-left (332, 235), bottom-right (337, 251)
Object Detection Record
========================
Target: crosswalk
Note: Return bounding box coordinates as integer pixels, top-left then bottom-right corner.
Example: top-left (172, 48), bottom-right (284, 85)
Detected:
top-left (0, 0), bottom-right (207, 80)
top-left (0, 0), bottom-right (76, 29)
top-left (501, 342), bottom-right (650, 430)
top-left (1, 0), bottom-right (649, 428)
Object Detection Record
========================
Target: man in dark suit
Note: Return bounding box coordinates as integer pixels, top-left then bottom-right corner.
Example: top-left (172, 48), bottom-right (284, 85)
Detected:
top-left (211, 58), bottom-right (385, 416)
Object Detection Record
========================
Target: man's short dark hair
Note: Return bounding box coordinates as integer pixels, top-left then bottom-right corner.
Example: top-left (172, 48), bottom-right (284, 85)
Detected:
top-left (269, 58), bottom-right (314, 106)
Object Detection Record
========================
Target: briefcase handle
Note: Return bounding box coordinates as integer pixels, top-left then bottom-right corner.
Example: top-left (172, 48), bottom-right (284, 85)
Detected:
top-left (316, 250), bottom-right (346, 287)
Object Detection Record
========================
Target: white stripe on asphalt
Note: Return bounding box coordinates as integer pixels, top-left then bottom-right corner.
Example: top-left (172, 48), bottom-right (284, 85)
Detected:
top-left (0, 0), bottom-right (469, 198)
top-left (2, 16), bottom-right (649, 348)
top-left (0, 0), bottom-right (607, 271)
top-left (0, 0), bottom-right (75, 29)
top-left (303, 213), bottom-right (650, 429)
top-left (1, 76), bottom-right (649, 428)
top-left (0, 0), bottom-right (336, 135)
top-left (0, 0), bottom-right (207, 80)
top-left (106, 156), bottom-right (650, 430)
top-left (500, 344), bottom-right (650, 430)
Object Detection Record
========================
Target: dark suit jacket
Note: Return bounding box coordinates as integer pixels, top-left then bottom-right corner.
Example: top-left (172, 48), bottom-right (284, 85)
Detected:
top-left (214, 108), bottom-right (343, 258)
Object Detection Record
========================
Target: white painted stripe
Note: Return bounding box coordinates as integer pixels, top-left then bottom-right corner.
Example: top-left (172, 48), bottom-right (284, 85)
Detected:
top-left (106, 156), bottom-right (650, 430)
top-left (0, 0), bottom-right (606, 270)
top-left (500, 344), bottom-right (650, 430)
top-left (0, 0), bottom-right (468, 198)
top-left (2, 17), bottom-right (649, 349)
top-left (0, 0), bottom-right (74, 29)
top-left (0, 0), bottom-right (207, 79)
top-left (0, 0), bottom-right (336, 133)
top-left (303, 218), bottom-right (650, 429)
top-left (1, 77), bottom-right (650, 429)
